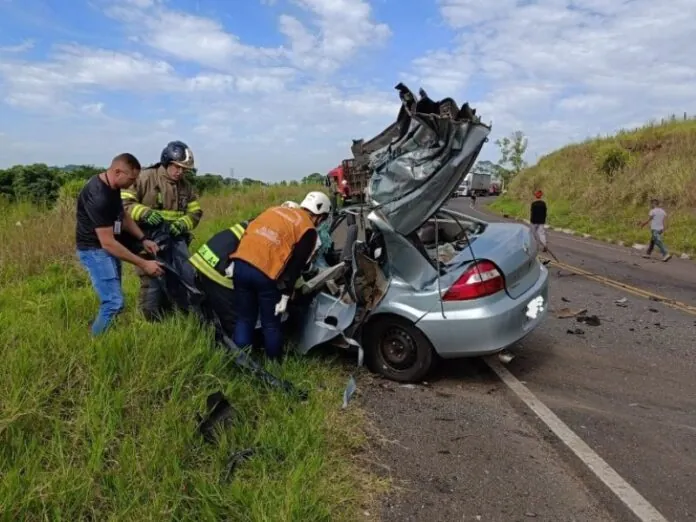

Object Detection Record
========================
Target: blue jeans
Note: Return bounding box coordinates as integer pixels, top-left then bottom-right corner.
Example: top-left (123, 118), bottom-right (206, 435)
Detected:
top-left (77, 249), bottom-right (124, 335)
top-left (232, 259), bottom-right (284, 359)
top-left (647, 230), bottom-right (668, 256)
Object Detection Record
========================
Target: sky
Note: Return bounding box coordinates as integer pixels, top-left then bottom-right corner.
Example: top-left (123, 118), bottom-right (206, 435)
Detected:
top-left (0, 0), bottom-right (695, 182)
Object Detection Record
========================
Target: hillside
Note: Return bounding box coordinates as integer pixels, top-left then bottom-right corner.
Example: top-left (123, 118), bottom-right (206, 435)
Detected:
top-left (490, 117), bottom-right (696, 255)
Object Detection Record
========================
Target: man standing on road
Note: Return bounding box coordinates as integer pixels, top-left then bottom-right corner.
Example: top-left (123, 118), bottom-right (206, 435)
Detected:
top-left (121, 140), bottom-right (203, 321)
top-left (639, 199), bottom-right (672, 262)
top-left (76, 153), bottom-right (164, 336)
top-left (530, 190), bottom-right (548, 252)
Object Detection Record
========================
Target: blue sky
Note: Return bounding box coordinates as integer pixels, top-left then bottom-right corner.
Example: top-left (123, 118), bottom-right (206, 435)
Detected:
top-left (1, 0), bottom-right (695, 181)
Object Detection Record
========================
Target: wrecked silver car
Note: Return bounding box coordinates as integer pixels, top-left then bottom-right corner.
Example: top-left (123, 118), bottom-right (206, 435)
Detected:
top-left (292, 84), bottom-right (550, 383)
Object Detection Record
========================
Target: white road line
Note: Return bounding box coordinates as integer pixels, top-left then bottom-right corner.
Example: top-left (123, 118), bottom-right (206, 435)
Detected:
top-left (485, 358), bottom-right (669, 522)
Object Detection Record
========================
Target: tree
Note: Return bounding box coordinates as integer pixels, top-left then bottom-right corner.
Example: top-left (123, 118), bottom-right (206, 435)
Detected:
top-left (12, 164), bottom-right (62, 205)
top-left (302, 172), bottom-right (325, 185)
top-left (494, 130), bottom-right (528, 189)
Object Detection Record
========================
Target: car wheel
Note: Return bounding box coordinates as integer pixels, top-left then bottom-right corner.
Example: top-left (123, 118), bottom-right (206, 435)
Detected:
top-left (364, 315), bottom-right (436, 383)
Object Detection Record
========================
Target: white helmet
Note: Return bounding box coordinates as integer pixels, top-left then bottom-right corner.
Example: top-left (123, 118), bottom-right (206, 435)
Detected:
top-left (281, 201), bottom-right (300, 209)
top-left (300, 191), bottom-right (331, 216)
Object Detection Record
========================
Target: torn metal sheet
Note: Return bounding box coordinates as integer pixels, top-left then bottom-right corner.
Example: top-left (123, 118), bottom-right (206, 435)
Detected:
top-left (342, 376), bottom-right (357, 409)
top-left (365, 84), bottom-right (492, 236)
top-left (296, 292), bottom-right (357, 355)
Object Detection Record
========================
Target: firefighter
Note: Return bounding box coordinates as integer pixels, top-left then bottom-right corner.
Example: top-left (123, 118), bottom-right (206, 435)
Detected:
top-left (188, 220), bottom-right (249, 339)
top-left (229, 191), bottom-right (331, 360)
top-left (121, 140), bottom-right (203, 321)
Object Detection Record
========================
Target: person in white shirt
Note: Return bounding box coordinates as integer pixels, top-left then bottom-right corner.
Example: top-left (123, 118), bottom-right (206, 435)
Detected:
top-left (639, 199), bottom-right (672, 262)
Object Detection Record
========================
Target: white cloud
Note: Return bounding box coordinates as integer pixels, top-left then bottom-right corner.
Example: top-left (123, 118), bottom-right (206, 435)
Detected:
top-left (3, 0), bottom-right (695, 180)
top-left (280, 0), bottom-right (391, 72)
top-left (81, 102), bottom-right (104, 114)
top-left (410, 0), bottom-right (696, 162)
top-left (0, 40), bottom-right (34, 53)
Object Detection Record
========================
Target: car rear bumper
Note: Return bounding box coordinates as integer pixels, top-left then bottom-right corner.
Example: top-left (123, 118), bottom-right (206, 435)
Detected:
top-left (415, 263), bottom-right (549, 358)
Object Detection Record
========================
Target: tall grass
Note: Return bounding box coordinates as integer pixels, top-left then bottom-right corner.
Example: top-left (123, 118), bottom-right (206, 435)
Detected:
top-left (0, 183), bottom-right (385, 521)
top-left (491, 118), bottom-right (696, 253)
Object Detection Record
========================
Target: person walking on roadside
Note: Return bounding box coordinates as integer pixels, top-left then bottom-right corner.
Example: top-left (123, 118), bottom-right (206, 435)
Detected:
top-left (76, 153), bottom-right (164, 336)
top-left (229, 191), bottom-right (332, 360)
top-left (121, 140), bottom-right (203, 321)
top-left (530, 190), bottom-right (548, 252)
top-left (639, 198), bottom-right (672, 262)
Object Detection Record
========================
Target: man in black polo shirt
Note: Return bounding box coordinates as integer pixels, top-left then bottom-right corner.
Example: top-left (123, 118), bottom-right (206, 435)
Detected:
top-left (76, 153), bottom-right (164, 336)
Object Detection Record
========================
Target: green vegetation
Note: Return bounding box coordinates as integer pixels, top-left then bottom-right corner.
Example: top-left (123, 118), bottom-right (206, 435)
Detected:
top-left (0, 162), bottom-right (294, 208)
top-left (490, 117), bottom-right (696, 254)
top-left (1, 181), bottom-right (383, 520)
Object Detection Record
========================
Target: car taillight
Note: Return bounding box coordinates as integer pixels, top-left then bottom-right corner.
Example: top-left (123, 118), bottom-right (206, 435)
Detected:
top-left (442, 260), bottom-right (505, 301)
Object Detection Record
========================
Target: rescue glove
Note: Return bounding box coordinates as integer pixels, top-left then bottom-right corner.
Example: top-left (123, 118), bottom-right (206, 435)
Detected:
top-left (169, 219), bottom-right (188, 236)
top-left (144, 210), bottom-right (164, 226)
top-left (274, 294), bottom-right (289, 316)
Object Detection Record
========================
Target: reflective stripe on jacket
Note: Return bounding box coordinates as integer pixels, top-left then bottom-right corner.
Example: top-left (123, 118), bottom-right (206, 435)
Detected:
top-left (189, 223), bottom-right (247, 289)
top-left (121, 165), bottom-right (202, 229)
top-left (230, 206), bottom-right (315, 280)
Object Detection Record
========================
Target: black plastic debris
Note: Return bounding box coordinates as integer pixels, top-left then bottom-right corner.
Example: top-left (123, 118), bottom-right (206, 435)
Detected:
top-left (223, 448), bottom-right (255, 483)
top-left (648, 308), bottom-right (659, 313)
top-left (576, 314), bottom-right (601, 326)
top-left (197, 391), bottom-right (237, 444)
top-left (567, 328), bottom-right (585, 335)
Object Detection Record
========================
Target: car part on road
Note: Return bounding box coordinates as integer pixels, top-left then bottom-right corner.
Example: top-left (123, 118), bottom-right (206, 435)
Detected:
top-left (197, 391), bottom-right (237, 444)
top-left (342, 376), bottom-right (357, 409)
top-left (554, 307), bottom-right (588, 319)
top-left (576, 314), bottom-right (601, 326)
top-left (222, 448), bottom-right (255, 483)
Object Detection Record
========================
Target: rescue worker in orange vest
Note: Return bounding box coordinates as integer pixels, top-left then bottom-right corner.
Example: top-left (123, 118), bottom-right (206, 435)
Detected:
top-left (229, 191), bottom-right (332, 360)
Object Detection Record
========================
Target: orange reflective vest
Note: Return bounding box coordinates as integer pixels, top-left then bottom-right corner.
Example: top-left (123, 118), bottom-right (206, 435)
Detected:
top-left (231, 206), bottom-right (315, 280)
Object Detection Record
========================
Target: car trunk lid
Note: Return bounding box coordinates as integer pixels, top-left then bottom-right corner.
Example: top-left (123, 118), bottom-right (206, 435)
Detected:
top-left (441, 223), bottom-right (541, 299)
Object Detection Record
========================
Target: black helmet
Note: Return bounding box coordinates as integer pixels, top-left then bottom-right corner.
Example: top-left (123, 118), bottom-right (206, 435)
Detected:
top-left (160, 140), bottom-right (195, 169)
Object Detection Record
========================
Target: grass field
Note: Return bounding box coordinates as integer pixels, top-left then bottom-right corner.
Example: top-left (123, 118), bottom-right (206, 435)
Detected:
top-left (0, 184), bottom-right (384, 521)
top-left (489, 117), bottom-right (696, 254)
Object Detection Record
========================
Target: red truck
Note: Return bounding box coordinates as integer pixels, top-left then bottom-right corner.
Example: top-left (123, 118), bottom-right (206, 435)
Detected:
top-left (327, 101), bottom-right (407, 204)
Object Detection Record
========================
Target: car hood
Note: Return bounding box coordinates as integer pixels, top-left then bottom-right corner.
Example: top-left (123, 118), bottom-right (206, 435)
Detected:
top-left (365, 84), bottom-right (492, 236)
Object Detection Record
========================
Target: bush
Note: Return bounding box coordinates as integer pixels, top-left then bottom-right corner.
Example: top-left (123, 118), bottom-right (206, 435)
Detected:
top-left (595, 143), bottom-right (630, 180)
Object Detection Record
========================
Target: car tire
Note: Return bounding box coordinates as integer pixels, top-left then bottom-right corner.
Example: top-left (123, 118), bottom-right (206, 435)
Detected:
top-left (364, 315), bottom-right (437, 383)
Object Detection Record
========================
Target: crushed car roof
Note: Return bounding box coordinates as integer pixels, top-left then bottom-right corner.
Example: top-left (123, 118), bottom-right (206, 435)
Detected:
top-left (364, 83), bottom-right (492, 237)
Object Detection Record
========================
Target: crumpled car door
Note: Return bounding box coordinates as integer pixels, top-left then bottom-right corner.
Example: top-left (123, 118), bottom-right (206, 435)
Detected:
top-left (295, 240), bottom-right (388, 355)
top-left (366, 84), bottom-right (492, 237)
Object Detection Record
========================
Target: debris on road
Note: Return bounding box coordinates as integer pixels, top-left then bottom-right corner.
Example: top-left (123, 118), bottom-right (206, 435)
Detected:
top-left (342, 376), bottom-right (357, 409)
top-left (649, 308), bottom-right (659, 313)
top-left (614, 297), bottom-right (628, 307)
top-left (577, 314), bottom-right (601, 326)
top-left (567, 328), bottom-right (585, 335)
top-left (197, 391), bottom-right (237, 445)
top-left (400, 384), bottom-right (417, 389)
top-left (499, 350), bottom-right (515, 364)
top-left (561, 297), bottom-right (571, 302)
top-left (222, 448), bottom-right (255, 483)
top-left (554, 307), bottom-right (587, 319)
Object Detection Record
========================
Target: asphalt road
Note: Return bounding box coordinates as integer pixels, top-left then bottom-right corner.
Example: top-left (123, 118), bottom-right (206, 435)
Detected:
top-left (353, 196), bottom-right (696, 522)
